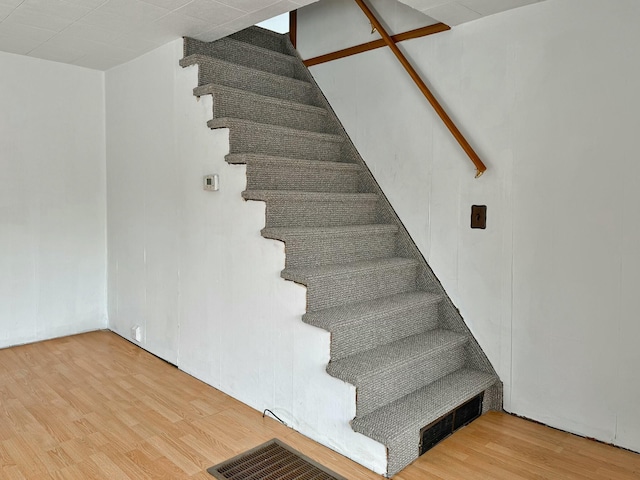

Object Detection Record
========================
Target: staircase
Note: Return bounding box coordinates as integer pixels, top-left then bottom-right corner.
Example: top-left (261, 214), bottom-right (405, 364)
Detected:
top-left (180, 26), bottom-right (501, 477)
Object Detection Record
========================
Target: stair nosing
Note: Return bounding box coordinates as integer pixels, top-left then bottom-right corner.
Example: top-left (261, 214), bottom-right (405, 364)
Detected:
top-left (327, 330), bottom-right (468, 385)
top-left (212, 36), bottom-right (299, 63)
top-left (208, 117), bottom-right (343, 142)
top-left (239, 155), bottom-right (360, 172)
top-left (185, 56), bottom-right (313, 92)
top-left (242, 190), bottom-right (378, 202)
top-left (262, 224), bottom-right (397, 240)
top-left (351, 369), bottom-right (498, 443)
top-left (229, 25), bottom-right (287, 45)
top-left (303, 291), bottom-right (441, 330)
top-left (282, 257), bottom-right (418, 282)
top-left (228, 153), bottom-right (359, 169)
top-left (204, 83), bottom-right (329, 116)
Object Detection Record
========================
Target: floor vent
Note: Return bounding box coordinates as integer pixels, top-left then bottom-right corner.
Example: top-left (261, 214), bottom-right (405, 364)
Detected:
top-left (207, 439), bottom-right (347, 480)
top-left (419, 392), bottom-right (484, 455)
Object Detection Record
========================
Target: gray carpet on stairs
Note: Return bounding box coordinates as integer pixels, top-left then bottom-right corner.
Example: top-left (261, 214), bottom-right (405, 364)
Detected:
top-left (181, 27), bottom-right (502, 477)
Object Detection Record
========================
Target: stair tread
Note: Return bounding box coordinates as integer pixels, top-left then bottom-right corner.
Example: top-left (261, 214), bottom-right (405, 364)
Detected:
top-left (327, 329), bottom-right (467, 385)
top-left (203, 83), bottom-right (328, 116)
top-left (303, 291), bottom-right (440, 330)
top-left (214, 36), bottom-right (298, 61)
top-left (208, 117), bottom-right (343, 142)
top-left (228, 26), bottom-right (288, 54)
top-left (185, 56), bottom-right (312, 91)
top-left (282, 257), bottom-right (417, 282)
top-left (351, 368), bottom-right (497, 443)
top-left (242, 190), bottom-right (378, 202)
top-left (263, 224), bottom-right (396, 240)
top-left (229, 154), bottom-right (360, 171)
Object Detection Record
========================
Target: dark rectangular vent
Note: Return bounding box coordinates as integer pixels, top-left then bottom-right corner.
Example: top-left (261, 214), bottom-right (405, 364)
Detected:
top-left (420, 412), bottom-right (454, 453)
top-left (419, 392), bottom-right (484, 456)
top-left (207, 439), bottom-right (347, 480)
top-left (453, 393), bottom-right (484, 430)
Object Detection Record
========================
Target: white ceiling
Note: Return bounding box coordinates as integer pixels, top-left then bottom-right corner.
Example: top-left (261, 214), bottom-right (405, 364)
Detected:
top-left (0, 0), bottom-right (316, 70)
top-left (0, 0), bottom-right (544, 71)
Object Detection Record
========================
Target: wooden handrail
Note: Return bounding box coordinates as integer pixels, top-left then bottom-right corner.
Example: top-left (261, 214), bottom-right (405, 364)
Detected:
top-left (304, 23), bottom-right (450, 67)
top-left (289, 10), bottom-right (297, 48)
top-left (353, 0), bottom-right (487, 177)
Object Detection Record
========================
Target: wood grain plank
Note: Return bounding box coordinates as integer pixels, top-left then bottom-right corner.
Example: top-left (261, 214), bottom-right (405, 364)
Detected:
top-left (0, 331), bottom-right (638, 479)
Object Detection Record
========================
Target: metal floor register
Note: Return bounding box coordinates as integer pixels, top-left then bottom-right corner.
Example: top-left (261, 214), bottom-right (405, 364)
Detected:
top-left (207, 439), bottom-right (347, 480)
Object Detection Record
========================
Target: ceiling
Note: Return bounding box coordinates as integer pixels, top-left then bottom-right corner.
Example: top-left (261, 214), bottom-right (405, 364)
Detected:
top-left (0, 0), bottom-right (316, 70)
top-left (0, 0), bottom-right (544, 71)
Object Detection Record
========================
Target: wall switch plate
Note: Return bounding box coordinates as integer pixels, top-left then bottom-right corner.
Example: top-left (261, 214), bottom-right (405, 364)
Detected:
top-left (203, 174), bottom-right (219, 191)
top-left (471, 205), bottom-right (487, 229)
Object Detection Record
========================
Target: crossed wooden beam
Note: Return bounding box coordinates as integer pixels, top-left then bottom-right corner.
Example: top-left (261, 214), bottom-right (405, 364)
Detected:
top-left (292, 1), bottom-right (488, 178)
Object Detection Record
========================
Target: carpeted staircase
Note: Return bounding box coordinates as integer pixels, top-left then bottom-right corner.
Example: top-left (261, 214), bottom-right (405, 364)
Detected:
top-left (180, 26), bottom-right (501, 477)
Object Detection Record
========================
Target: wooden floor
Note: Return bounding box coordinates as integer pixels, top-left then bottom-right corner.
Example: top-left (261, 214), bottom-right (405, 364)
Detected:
top-left (1, 332), bottom-right (639, 479)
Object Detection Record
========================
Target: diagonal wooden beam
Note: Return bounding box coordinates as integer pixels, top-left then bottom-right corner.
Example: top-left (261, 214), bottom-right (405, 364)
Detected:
top-left (289, 10), bottom-right (297, 48)
top-left (303, 23), bottom-right (450, 67)
top-left (353, 0), bottom-right (487, 177)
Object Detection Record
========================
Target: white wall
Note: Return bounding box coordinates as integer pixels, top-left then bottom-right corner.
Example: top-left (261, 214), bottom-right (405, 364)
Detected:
top-left (105, 40), bottom-right (386, 473)
top-left (0, 52), bottom-right (107, 349)
top-left (299, 0), bottom-right (640, 453)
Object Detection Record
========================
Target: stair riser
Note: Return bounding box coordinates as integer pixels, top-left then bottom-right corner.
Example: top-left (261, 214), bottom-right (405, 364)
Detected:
top-left (325, 302), bottom-right (440, 360)
top-left (376, 381), bottom-right (502, 476)
top-left (355, 346), bottom-right (467, 417)
top-left (278, 232), bottom-right (396, 269)
top-left (226, 126), bottom-right (342, 162)
top-left (229, 28), bottom-right (287, 54)
top-left (195, 63), bottom-right (318, 105)
top-left (304, 266), bottom-right (417, 311)
top-left (263, 200), bottom-right (378, 228)
top-left (212, 93), bottom-right (334, 134)
top-left (189, 39), bottom-right (300, 78)
top-left (387, 432), bottom-right (419, 477)
top-left (199, 68), bottom-right (318, 106)
top-left (246, 163), bottom-right (360, 194)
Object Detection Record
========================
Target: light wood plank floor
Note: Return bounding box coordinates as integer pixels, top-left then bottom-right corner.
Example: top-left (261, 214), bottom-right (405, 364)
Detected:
top-left (1, 331), bottom-right (639, 479)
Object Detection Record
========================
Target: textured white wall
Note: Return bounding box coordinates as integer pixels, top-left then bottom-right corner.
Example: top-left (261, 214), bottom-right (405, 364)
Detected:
top-left (105, 39), bottom-right (386, 474)
top-left (398, 0), bottom-right (545, 25)
top-left (299, 0), bottom-right (640, 453)
top-left (0, 51), bottom-right (107, 349)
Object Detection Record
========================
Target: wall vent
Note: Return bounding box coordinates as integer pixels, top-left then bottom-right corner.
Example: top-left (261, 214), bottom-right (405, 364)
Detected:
top-left (419, 392), bottom-right (484, 455)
